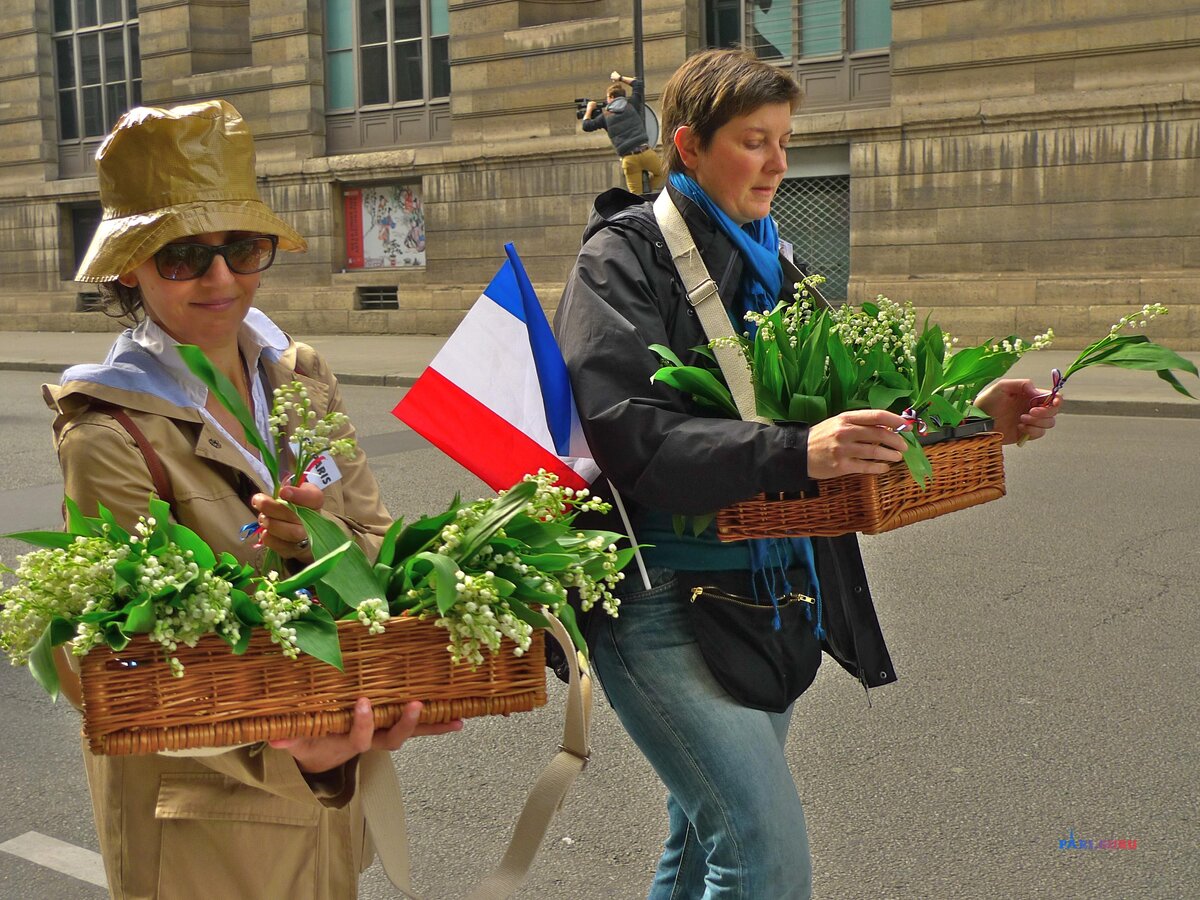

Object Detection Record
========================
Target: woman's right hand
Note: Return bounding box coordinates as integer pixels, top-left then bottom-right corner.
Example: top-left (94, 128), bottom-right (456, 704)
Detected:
top-left (806, 410), bottom-right (909, 480)
top-left (270, 698), bottom-right (463, 775)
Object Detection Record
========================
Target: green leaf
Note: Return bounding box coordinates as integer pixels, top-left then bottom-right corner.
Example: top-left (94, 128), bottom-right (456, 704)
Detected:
top-left (552, 602), bottom-right (588, 656)
top-left (293, 507), bottom-right (385, 609)
top-left (274, 541), bottom-right (353, 595)
top-left (375, 516), bottom-right (406, 568)
top-left (123, 597), bottom-right (157, 634)
top-left (291, 605), bottom-right (343, 671)
top-left (63, 496), bottom-right (94, 536)
top-left (160, 518), bottom-right (217, 568)
top-left (410, 551), bottom-right (461, 615)
top-left (2, 531), bottom-right (80, 549)
top-left (648, 343), bottom-right (685, 368)
top-left (866, 384), bottom-right (913, 412)
top-left (232, 588), bottom-right (265, 626)
top-left (28, 618), bottom-right (74, 699)
top-left (177, 344), bottom-right (280, 490)
top-left (786, 393), bottom-right (827, 425)
top-left (690, 512), bottom-right (716, 536)
top-left (651, 366), bottom-right (739, 419)
top-left (96, 504), bottom-right (130, 544)
top-left (453, 480), bottom-right (539, 565)
top-left (925, 393), bottom-right (965, 429)
top-left (505, 596), bottom-right (552, 630)
top-left (514, 551), bottom-right (577, 572)
top-left (503, 514), bottom-right (572, 548)
top-left (900, 434), bottom-right (934, 488)
top-left (388, 508), bottom-right (460, 563)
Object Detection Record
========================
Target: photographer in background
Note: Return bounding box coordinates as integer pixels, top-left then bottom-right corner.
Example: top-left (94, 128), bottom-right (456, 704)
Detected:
top-left (582, 70), bottom-right (665, 195)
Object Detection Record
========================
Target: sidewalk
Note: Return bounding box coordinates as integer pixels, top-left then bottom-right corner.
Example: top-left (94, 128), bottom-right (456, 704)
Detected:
top-left (1, 330), bottom-right (1197, 419)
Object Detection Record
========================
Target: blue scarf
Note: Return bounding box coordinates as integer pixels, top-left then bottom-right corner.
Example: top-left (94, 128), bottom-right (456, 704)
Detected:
top-left (669, 172), bottom-right (783, 332)
top-left (668, 174), bottom-right (823, 638)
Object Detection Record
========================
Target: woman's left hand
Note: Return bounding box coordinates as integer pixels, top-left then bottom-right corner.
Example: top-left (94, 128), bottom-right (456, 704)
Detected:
top-left (975, 378), bottom-right (1062, 445)
top-left (250, 482), bottom-right (325, 562)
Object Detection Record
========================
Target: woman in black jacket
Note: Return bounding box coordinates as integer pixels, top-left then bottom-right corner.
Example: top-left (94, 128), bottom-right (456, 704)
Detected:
top-left (554, 49), bottom-right (1059, 900)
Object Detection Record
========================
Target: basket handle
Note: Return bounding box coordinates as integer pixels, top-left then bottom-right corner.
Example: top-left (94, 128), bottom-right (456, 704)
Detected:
top-left (360, 611), bottom-right (592, 900)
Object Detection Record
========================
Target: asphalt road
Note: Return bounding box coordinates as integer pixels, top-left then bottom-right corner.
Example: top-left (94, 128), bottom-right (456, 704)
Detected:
top-left (0, 371), bottom-right (1196, 900)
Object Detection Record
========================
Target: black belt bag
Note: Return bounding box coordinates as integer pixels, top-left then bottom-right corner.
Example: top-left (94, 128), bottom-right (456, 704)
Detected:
top-left (686, 577), bottom-right (822, 714)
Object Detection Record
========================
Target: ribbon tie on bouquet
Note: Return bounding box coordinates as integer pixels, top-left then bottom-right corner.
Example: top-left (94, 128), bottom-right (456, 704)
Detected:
top-left (895, 406), bottom-right (929, 436)
top-left (1030, 367), bottom-right (1066, 409)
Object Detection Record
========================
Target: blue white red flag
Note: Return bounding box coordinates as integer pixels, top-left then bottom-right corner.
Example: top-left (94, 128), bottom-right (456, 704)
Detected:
top-left (392, 244), bottom-right (600, 492)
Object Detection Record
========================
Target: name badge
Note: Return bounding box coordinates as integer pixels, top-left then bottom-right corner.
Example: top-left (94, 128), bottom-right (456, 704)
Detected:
top-left (290, 444), bottom-right (344, 489)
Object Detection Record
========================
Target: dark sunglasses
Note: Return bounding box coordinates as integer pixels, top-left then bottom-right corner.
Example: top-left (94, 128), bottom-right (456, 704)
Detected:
top-left (153, 235), bottom-right (279, 281)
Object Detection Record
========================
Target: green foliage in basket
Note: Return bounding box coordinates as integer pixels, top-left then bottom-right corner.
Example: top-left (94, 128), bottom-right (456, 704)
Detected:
top-left (0, 497), bottom-right (353, 699)
top-left (296, 471), bottom-right (633, 666)
top-left (650, 278), bottom-right (1196, 486)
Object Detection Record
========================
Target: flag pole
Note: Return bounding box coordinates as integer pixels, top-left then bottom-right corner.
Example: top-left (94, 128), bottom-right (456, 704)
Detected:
top-left (606, 479), bottom-right (651, 591)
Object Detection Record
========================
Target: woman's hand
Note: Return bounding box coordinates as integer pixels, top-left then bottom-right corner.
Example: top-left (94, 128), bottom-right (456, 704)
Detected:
top-left (975, 379), bottom-right (1062, 445)
top-left (250, 482), bottom-right (325, 562)
top-left (807, 409), bottom-right (910, 480)
top-left (271, 698), bottom-right (464, 775)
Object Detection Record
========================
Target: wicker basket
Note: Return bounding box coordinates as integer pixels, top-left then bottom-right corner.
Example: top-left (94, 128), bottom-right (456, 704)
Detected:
top-left (716, 431), bottom-right (1006, 540)
top-left (78, 616), bottom-right (547, 756)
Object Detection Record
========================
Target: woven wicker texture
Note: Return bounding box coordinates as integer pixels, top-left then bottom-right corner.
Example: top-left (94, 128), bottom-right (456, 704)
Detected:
top-left (716, 432), bottom-right (1006, 540)
top-left (79, 616), bottom-right (547, 755)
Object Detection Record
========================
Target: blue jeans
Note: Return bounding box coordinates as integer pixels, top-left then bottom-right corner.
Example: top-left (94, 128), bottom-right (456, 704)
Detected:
top-left (592, 570), bottom-right (813, 899)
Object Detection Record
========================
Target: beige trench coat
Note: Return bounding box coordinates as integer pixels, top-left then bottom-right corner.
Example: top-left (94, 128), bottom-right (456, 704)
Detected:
top-left (44, 338), bottom-right (391, 900)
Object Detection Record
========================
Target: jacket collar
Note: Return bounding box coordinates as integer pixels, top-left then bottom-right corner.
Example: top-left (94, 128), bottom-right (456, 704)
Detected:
top-left (51, 308), bottom-right (290, 417)
top-left (586, 184), bottom-right (744, 309)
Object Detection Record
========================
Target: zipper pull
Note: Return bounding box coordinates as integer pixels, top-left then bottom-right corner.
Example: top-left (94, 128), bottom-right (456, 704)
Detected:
top-left (690, 587), bottom-right (704, 603)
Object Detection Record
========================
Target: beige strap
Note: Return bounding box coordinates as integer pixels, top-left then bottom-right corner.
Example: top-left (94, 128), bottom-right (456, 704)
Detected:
top-left (361, 612), bottom-right (592, 900)
top-left (652, 191), bottom-right (768, 424)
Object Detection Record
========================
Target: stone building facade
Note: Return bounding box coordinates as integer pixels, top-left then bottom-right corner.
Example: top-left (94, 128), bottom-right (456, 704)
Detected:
top-left (0, 0), bottom-right (1196, 347)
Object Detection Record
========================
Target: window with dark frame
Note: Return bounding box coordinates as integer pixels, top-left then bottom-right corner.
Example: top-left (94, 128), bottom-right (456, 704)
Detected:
top-left (703, 0), bottom-right (891, 109)
top-left (67, 201), bottom-right (104, 278)
top-left (53, 0), bottom-right (141, 145)
top-left (325, 0), bottom-right (450, 113)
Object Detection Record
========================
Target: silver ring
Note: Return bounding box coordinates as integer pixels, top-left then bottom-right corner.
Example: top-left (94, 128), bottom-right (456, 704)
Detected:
top-left (296, 538), bottom-right (311, 551)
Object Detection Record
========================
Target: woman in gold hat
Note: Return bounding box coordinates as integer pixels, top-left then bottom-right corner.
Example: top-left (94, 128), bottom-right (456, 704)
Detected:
top-left (46, 99), bottom-right (461, 899)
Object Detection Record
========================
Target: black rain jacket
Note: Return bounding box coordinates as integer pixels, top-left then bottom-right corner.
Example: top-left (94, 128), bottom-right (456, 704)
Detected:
top-left (553, 185), bottom-right (898, 690)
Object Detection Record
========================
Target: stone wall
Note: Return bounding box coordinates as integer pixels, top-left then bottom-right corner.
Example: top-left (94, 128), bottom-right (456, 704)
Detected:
top-left (1, 0), bottom-right (1197, 346)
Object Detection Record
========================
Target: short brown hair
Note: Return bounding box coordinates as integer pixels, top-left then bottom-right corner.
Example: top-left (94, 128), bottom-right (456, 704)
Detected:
top-left (660, 49), bottom-right (802, 174)
top-left (606, 82), bottom-right (626, 101)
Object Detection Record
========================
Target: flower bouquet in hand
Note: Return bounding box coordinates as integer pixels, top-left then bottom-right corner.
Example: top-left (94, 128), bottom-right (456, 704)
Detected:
top-left (1031, 303), bottom-right (1196, 406)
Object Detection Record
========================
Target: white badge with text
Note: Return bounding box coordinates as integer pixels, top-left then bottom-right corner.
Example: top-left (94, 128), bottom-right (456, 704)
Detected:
top-left (291, 444), bottom-right (344, 489)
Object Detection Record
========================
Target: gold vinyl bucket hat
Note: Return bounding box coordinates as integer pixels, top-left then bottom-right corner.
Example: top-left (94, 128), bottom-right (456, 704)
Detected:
top-left (75, 99), bottom-right (306, 283)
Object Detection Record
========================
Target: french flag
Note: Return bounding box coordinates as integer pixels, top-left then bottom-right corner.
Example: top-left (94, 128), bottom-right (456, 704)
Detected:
top-left (393, 244), bottom-right (600, 492)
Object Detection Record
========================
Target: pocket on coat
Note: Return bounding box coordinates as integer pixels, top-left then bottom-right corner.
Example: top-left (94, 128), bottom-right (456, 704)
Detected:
top-left (155, 773), bottom-right (320, 899)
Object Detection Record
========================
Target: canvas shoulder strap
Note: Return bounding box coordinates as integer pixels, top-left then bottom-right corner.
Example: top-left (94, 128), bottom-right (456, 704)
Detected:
top-left (651, 190), bottom-right (767, 424)
top-left (360, 612), bottom-right (592, 900)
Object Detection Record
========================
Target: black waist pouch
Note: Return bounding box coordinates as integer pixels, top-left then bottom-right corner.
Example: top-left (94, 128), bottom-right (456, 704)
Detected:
top-left (685, 573), bottom-right (822, 713)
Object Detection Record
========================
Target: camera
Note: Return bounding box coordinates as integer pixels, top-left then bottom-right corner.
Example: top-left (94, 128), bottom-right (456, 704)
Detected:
top-left (575, 98), bottom-right (605, 120)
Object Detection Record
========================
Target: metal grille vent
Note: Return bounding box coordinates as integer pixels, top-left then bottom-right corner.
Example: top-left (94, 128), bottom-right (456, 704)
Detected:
top-left (357, 286), bottom-right (399, 310)
top-left (773, 174), bottom-right (850, 300)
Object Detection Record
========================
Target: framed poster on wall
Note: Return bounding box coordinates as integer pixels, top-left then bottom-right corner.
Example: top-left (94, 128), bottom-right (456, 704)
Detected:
top-left (343, 184), bottom-right (426, 268)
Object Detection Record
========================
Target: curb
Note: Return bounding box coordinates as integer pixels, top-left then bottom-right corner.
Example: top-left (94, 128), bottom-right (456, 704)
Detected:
top-left (5, 361), bottom-right (1195, 419)
top-left (0, 361), bottom-right (420, 389)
